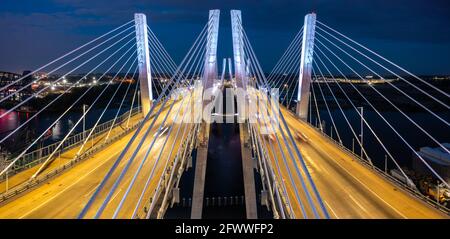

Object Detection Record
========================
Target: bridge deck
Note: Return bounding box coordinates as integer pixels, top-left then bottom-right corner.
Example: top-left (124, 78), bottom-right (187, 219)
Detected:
top-left (263, 106), bottom-right (447, 219)
top-left (0, 100), bottom-right (194, 218)
top-left (0, 112), bottom-right (144, 195)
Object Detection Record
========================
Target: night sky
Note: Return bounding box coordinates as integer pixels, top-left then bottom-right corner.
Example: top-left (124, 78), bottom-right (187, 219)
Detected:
top-left (0, 0), bottom-right (449, 75)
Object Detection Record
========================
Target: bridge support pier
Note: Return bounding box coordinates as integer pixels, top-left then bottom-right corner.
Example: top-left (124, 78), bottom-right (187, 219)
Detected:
top-left (134, 13), bottom-right (153, 116)
top-left (296, 13), bottom-right (317, 120)
top-left (190, 122), bottom-right (210, 219)
top-left (239, 122), bottom-right (258, 219)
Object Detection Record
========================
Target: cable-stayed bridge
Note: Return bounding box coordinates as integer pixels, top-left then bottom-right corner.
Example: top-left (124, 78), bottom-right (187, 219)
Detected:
top-left (0, 10), bottom-right (448, 219)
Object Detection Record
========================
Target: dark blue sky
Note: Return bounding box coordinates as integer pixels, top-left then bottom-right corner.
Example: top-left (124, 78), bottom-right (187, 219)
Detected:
top-left (1, 0), bottom-right (449, 74)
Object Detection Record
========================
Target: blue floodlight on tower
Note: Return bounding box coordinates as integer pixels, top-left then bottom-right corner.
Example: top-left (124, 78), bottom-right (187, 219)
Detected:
top-left (296, 13), bottom-right (317, 120)
top-left (134, 13), bottom-right (153, 115)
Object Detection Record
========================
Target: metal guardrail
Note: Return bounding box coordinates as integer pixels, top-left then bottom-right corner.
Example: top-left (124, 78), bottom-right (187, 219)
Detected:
top-left (0, 108), bottom-right (144, 204)
top-left (0, 107), bottom-right (142, 180)
top-left (137, 123), bottom-right (199, 219)
top-left (0, 99), bottom-right (183, 206)
top-left (283, 108), bottom-right (450, 215)
top-left (247, 121), bottom-right (294, 219)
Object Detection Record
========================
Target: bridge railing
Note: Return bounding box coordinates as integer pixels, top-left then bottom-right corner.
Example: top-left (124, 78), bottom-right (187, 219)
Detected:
top-left (137, 123), bottom-right (200, 219)
top-left (247, 120), bottom-right (294, 219)
top-left (0, 107), bottom-right (144, 203)
top-left (2, 106), bottom-right (142, 178)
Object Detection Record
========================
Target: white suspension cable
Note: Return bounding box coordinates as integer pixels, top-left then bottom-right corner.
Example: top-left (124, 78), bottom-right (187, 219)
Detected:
top-left (0, 20), bottom-right (134, 93)
top-left (0, 30), bottom-right (136, 119)
top-left (309, 77), bottom-right (323, 131)
top-left (0, 25), bottom-right (136, 106)
top-left (104, 66), bottom-right (139, 141)
top-left (316, 31), bottom-right (450, 126)
top-left (241, 29), bottom-right (319, 218)
top-left (315, 37), bottom-right (450, 154)
top-left (0, 38), bottom-right (137, 177)
top-left (315, 39), bottom-right (449, 188)
top-left (32, 51), bottom-right (138, 179)
top-left (84, 16), bottom-right (214, 218)
top-left (73, 58), bottom-right (138, 159)
top-left (316, 21), bottom-right (450, 99)
top-left (314, 45), bottom-right (412, 183)
top-left (126, 79), bottom-right (140, 128)
top-left (312, 58), bottom-right (370, 160)
top-left (267, 28), bottom-right (303, 82)
top-left (0, 37), bottom-right (137, 145)
top-left (240, 20), bottom-right (329, 218)
top-left (311, 68), bottom-right (342, 143)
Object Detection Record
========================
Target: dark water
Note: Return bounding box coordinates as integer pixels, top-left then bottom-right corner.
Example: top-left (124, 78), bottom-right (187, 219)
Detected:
top-left (0, 83), bottom-right (143, 153)
top-left (201, 121), bottom-right (246, 218)
top-left (309, 107), bottom-right (450, 171)
top-left (164, 150), bottom-right (196, 219)
top-left (202, 86), bottom-right (246, 218)
top-left (3, 80), bottom-right (448, 217)
top-left (280, 80), bottom-right (450, 172)
top-left (164, 120), bottom-right (248, 219)
top-left (0, 106), bottom-right (134, 153)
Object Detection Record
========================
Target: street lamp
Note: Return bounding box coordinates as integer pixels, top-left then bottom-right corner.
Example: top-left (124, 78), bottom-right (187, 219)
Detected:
top-left (83, 104), bottom-right (88, 140)
top-left (358, 106), bottom-right (364, 160)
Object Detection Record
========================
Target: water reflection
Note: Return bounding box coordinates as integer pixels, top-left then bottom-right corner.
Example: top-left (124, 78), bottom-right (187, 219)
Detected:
top-left (0, 109), bottom-right (20, 134)
top-left (0, 107), bottom-right (125, 154)
top-left (52, 120), bottom-right (62, 141)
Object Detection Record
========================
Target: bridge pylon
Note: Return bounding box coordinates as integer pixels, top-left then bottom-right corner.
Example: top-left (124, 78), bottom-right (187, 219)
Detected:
top-left (231, 10), bottom-right (246, 90)
top-left (203, 10), bottom-right (220, 89)
top-left (190, 10), bottom-right (220, 219)
top-left (134, 13), bottom-right (153, 115)
top-left (296, 13), bottom-right (317, 120)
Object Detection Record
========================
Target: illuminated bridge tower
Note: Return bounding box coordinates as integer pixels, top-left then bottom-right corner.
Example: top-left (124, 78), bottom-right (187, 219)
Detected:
top-left (231, 10), bottom-right (246, 90)
top-left (190, 9), bottom-right (220, 219)
top-left (134, 13), bottom-right (153, 115)
top-left (203, 10), bottom-right (220, 89)
top-left (296, 13), bottom-right (317, 120)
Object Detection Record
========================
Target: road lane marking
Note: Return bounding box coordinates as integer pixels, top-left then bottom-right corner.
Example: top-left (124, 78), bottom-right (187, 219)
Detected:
top-left (110, 188), bottom-right (122, 202)
top-left (84, 186), bottom-right (99, 198)
top-left (324, 200), bottom-right (339, 219)
top-left (18, 150), bottom-right (121, 219)
top-left (347, 193), bottom-right (370, 217)
top-left (281, 110), bottom-right (408, 218)
top-left (8, 105), bottom-right (175, 218)
top-left (308, 136), bottom-right (408, 219)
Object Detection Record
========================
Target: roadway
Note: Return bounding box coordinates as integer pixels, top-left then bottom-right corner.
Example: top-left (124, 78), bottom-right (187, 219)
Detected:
top-left (1, 88), bottom-right (446, 219)
top-left (253, 93), bottom-right (447, 218)
top-left (0, 111), bottom-right (144, 194)
top-left (0, 98), bottom-right (195, 219)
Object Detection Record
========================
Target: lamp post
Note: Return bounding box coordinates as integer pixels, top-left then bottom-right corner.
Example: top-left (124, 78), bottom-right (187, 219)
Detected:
top-left (358, 106), bottom-right (364, 160)
top-left (137, 90), bottom-right (140, 112)
top-left (5, 170), bottom-right (8, 193)
top-left (83, 104), bottom-right (87, 141)
top-left (352, 138), bottom-right (355, 153)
